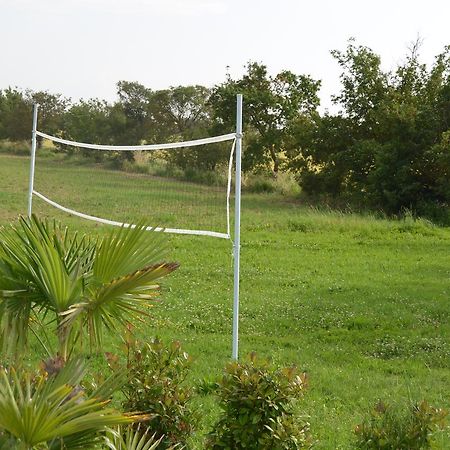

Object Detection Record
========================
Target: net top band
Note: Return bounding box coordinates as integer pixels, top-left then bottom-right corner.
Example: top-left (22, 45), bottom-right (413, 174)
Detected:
top-left (36, 131), bottom-right (236, 151)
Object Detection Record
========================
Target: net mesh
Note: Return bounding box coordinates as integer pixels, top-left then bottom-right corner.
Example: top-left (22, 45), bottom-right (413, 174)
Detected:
top-left (32, 132), bottom-right (236, 239)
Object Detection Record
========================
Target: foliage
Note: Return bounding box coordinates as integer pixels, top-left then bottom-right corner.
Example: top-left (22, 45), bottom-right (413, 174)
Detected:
top-left (29, 90), bottom-right (69, 147)
top-left (61, 98), bottom-right (132, 164)
top-left (113, 338), bottom-right (196, 449)
top-left (243, 171), bottom-right (300, 195)
top-left (354, 400), bottom-right (448, 449)
top-left (0, 88), bottom-right (68, 146)
top-left (104, 425), bottom-right (173, 450)
top-left (207, 353), bottom-right (311, 449)
top-left (210, 62), bottom-right (320, 173)
top-left (0, 358), bottom-right (135, 449)
top-left (0, 88), bottom-right (32, 142)
top-left (0, 215), bottom-right (178, 360)
top-left (1, 41), bottom-right (449, 221)
top-left (295, 40), bottom-right (450, 220)
top-left (2, 42), bottom-right (448, 221)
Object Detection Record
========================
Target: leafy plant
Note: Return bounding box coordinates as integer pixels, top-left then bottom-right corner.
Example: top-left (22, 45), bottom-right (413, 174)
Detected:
top-left (0, 215), bottom-right (178, 361)
top-left (104, 425), bottom-right (175, 450)
top-left (354, 400), bottom-right (448, 449)
top-left (207, 353), bottom-right (311, 449)
top-left (116, 338), bottom-right (197, 449)
top-left (0, 358), bottom-right (138, 449)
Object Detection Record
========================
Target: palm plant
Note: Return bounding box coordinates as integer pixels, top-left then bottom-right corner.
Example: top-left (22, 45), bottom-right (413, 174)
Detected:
top-left (104, 425), bottom-right (178, 450)
top-left (0, 357), bottom-right (143, 450)
top-left (0, 215), bottom-right (178, 361)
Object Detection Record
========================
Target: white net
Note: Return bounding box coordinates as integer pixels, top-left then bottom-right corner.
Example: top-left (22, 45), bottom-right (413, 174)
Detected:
top-left (32, 131), bottom-right (237, 239)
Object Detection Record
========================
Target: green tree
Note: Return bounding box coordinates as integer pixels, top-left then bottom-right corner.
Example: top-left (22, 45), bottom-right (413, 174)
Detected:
top-left (148, 85), bottom-right (222, 171)
top-left (61, 99), bottom-right (114, 159)
top-left (330, 38), bottom-right (388, 130)
top-left (210, 62), bottom-right (321, 173)
top-left (296, 41), bottom-right (450, 220)
top-left (116, 80), bottom-right (153, 145)
top-left (27, 90), bottom-right (69, 147)
top-left (149, 85), bottom-right (211, 137)
top-left (0, 87), bottom-right (32, 141)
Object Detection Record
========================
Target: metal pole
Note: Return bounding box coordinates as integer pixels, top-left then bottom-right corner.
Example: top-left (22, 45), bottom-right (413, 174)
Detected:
top-left (232, 94), bottom-right (243, 360)
top-left (27, 104), bottom-right (38, 218)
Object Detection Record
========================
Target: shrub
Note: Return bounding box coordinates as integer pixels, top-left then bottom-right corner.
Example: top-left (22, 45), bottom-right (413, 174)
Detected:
top-left (122, 159), bottom-right (150, 174)
top-left (0, 139), bottom-right (30, 156)
top-left (119, 338), bottom-right (197, 449)
top-left (354, 400), bottom-right (448, 449)
top-left (244, 172), bottom-right (301, 195)
top-left (244, 174), bottom-right (277, 193)
top-left (207, 353), bottom-right (311, 449)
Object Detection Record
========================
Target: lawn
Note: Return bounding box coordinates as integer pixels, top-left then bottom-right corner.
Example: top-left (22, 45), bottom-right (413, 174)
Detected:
top-left (0, 151), bottom-right (449, 448)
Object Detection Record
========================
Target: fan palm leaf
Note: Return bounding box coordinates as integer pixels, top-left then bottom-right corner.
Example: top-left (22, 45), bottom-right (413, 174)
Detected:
top-left (104, 425), bottom-right (179, 450)
top-left (0, 216), bottom-right (178, 360)
top-left (0, 358), bottom-right (138, 449)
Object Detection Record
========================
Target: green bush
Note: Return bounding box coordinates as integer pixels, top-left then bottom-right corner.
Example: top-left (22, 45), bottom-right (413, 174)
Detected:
top-left (244, 172), bottom-right (301, 195)
top-left (207, 353), bottom-right (311, 449)
top-left (244, 174), bottom-right (277, 193)
top-left (119, 338), bottom-right (197, 449)
top-left (354, 400), bottom-right (448, 449)
top-left (122, 159), bottom-right (150, 174)
top-left (0, 139), bottom-right (30, 155)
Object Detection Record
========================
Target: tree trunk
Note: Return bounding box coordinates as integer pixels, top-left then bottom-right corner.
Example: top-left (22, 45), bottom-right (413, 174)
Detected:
top-left (269, 145), bottom-right (279, 176)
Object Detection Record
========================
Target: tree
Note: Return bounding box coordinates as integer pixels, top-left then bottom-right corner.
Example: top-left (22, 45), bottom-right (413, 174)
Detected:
top-left (330, 38), bottom-right (388, 129)
top-left (149, 85), bottom-right (211, 137)
top-left (27, 90), bottom-right (69, 147)
top-left (366, 43), bottom-right (450, 215)
top-left (210, 62), bottom-right (321, 173)
top-left (295, 40), bottom-right (450, 220)
top-left (0, 88), bottom-right (32, 141)
top-left (116, 81), bottom-right (153, 145)
top-left (147, 85), bottom-right (222, 171)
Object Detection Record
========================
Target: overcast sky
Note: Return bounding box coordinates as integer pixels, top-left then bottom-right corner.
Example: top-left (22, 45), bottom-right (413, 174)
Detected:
top-left (1, 0), bottom-right (449, 111)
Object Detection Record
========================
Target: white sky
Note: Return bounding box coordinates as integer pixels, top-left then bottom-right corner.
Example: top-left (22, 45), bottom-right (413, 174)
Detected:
top-left (1, 0), bottom-right (449, 111)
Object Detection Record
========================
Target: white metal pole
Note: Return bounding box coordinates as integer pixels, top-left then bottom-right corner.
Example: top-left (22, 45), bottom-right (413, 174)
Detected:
top-left (27, 104), bottom-right (38, 218)
top-left (232, 94), bottom-right (243, 360)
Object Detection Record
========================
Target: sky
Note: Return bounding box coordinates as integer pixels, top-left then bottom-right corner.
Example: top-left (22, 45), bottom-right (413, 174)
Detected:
top-left (1, 0), bottom-right (449, 111)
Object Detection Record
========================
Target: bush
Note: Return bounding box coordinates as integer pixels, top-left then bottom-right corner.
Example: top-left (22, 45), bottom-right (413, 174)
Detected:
top-left (244, 172), bottom-right (301, 195)
top-left (207, 353), bottom-right (311, 449)
top-left (183, 167), bottom-right (226, 186)
top-left (118, 338), bottom-right (197, 449)
top-left (122, 159), bottom-right (150, 174)
top-left (354, 400), bottom-right (448, 449)
top-left (0, 139), bottom-right (30, 156)
top-left (245, 174), bottom-right (277, 193)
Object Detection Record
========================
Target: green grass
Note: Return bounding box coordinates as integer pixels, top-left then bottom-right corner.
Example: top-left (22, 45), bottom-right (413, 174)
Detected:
top-left (1, 152), bottom-right (449, 448)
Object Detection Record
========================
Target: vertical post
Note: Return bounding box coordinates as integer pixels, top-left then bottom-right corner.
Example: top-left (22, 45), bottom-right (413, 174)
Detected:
top-left (27, 104), bottom-right (38, 218)
top-left (232, 94), bottom-right (243, 360)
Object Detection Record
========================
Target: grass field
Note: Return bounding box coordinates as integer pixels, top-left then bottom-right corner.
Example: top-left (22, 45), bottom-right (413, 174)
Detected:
top-left (1, 152), bottom-right (449, 448)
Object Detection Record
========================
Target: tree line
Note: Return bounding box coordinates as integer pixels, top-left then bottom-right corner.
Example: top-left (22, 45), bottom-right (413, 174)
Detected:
top-left (1, 40), bottom-right (449, 222)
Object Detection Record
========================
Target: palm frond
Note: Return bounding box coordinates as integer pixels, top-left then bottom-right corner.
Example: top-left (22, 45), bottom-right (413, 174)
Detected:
top-left (104, 425), bottom-right (175, 450)
top-left (0, 216), bottom-right (178, 358)
top-left (0, 360), bottom-right (135, 448)
top-left (93, 224), bottom-right (168, 284)
top-left (0, 216), bottom-right (86, 313)
top-left (60, 263), bottom-right (179, 348)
